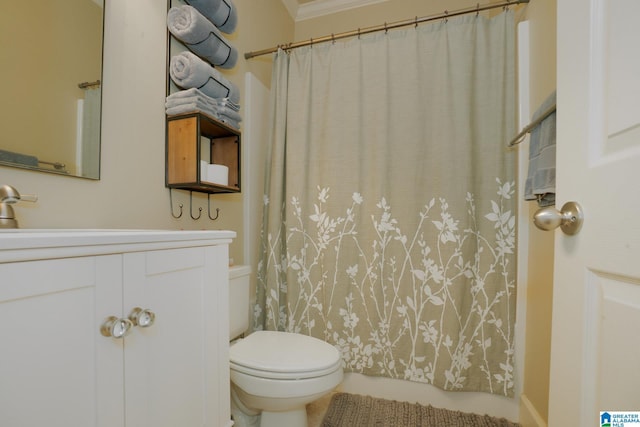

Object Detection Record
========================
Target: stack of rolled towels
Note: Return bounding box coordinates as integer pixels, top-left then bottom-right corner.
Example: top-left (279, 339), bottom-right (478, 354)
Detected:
top-left (166, 88), bottom-right (241, 129)
top-left (167, 0), bottom-right (241, 129)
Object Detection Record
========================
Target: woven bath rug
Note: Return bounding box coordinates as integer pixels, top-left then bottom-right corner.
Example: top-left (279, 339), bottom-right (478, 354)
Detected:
top-left (321, 393), bottom-right (520, 427)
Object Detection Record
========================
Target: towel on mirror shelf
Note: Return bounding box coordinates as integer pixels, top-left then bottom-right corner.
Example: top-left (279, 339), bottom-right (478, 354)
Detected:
top-left (168, 5), bottom-right (237, 69)
top-left (184, 0), bottom-right (237, 34)
top-left (170, 51), bottom-right (240, 104)
top-left (524, 91), bottom-right (556, 207)
top-left (0, 149), bottom-right (38, 167)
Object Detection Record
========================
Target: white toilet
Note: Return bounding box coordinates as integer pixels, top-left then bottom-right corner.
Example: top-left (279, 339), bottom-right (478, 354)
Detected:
top-left (228, 266), bottom-right (343, 427)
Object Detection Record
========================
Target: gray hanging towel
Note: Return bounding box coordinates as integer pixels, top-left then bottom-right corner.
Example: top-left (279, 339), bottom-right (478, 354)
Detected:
top-left (524, 91), bottom-right (556, 207)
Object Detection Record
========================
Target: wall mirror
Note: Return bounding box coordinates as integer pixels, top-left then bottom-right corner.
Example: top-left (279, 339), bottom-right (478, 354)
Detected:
top-left (0, 0), bottom-right (104, 179)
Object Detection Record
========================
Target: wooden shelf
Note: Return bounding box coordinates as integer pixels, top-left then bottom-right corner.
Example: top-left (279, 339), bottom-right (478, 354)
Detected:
top-left (166, 112), bottom-right (241, 194)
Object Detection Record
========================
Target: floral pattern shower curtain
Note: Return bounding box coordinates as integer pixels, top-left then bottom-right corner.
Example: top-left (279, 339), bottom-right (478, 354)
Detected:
top-left (256, 11), bottom-right (517, 396)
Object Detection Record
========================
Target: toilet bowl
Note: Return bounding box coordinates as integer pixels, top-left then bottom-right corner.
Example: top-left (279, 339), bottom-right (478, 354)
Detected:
top-left (228, 266), bottom-right (343, 427)
top-left (230, 330), bottom-right (343, 427)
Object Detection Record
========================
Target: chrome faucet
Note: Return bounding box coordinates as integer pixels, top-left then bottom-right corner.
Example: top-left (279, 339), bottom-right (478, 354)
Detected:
top-left (0, 185), bottom-right (38, 229)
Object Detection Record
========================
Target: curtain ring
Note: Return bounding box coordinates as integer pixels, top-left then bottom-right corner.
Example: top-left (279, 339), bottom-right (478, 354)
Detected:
top-left (476, 3), bottom-right (480, 17)
top-left (443, 10), bottom-right (449, 23)
top-left (414, 16), bottom-right (418, 28)
top-left (331, 33), bottom-right (335, 44)
top-left (384, 22), bottom-right (388, 34)
top-left (310, 37), bottom-right (313, 47)
top-left (357, 28), bottom-right (361, 39)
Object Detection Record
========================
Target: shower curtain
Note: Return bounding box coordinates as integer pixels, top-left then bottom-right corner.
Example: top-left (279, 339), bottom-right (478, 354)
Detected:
top-left (256, 11), bottom-right (517, 396)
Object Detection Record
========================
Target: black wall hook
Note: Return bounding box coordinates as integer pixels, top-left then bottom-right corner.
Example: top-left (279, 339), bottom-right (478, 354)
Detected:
top-left (169, 189), bottom-right (221, 221)
top-left (208, 194), bottom-right (220, 220)
top-left (189, 191), bottom-right (202, 220)
top-left (169, 188), bottom-right (183, 219)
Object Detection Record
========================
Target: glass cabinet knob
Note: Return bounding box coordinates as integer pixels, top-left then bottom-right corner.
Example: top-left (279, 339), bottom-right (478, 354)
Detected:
top-left (100, 316), bottom-right (134, 339)
top-left (129, 307), bottom-right (156, 328)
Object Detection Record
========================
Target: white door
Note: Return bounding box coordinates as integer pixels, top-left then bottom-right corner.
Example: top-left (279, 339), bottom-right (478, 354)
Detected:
top-left (550, 0), bottom-right (640, 425)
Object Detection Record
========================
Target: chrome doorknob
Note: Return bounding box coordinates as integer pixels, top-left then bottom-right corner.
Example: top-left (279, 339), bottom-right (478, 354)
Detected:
top-left (129, 307), bottom-right (156, 328)
top-left (100, 316), bottom-right (134, 339)
top-left (533, 201), bottom-right (584, 235)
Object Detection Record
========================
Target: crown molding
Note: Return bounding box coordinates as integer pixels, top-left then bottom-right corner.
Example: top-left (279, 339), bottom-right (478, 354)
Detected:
top-left (283, 0), bottom-right (389, 22)
top-left (280, 0), bottom-right (300, 20)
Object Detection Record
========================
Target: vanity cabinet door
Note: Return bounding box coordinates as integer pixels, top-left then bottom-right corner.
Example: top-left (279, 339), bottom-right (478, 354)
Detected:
top-left (122, 244), bottom-right (230, 427)
top-left (0, 255), bottom-right (125, 427)
top-left (0, 243), bottom-right (231, 427)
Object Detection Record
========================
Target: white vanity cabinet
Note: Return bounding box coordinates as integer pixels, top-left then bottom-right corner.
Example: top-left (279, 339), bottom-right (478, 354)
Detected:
top-left (0, 230), bottom-right (234, 427)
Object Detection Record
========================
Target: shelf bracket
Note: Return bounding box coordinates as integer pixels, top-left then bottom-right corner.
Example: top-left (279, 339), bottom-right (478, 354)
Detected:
top-left (207, 194), bottom-right (220, 220)
top-left (169, 188), bottom-right (183, 219)
top-left (189, 191), bottom-right (202, 220)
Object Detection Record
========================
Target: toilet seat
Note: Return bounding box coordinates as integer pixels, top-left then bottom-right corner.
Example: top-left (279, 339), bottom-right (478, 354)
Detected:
top-left (229, 331), bottom-right (342, 380)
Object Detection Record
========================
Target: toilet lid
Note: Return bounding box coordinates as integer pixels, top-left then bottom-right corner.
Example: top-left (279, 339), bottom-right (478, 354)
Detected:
top-left (229, 331), bottom-right (341, 378)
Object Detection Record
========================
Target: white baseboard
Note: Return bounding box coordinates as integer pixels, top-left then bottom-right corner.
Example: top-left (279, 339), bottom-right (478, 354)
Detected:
top-left (519, 394), bottom-right (547, 427)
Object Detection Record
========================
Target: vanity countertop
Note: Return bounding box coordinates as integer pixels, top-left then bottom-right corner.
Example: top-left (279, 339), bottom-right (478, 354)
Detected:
top-left (0, 229), bottom-right (236, 263)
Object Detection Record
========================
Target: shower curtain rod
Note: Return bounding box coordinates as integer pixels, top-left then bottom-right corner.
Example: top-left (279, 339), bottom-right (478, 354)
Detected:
top-left (244, 0), bottom-right (529, 60)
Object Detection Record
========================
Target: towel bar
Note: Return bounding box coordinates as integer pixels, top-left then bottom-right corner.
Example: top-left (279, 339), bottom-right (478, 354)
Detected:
top-left (508, 103), bottom-right (556, 147)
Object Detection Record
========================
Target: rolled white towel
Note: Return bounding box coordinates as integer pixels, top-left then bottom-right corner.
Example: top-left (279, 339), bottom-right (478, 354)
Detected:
top-left (167, 88), bottom-right (240, 111)
top-left (168, 5), bottom-right (237, 69)
top-left (166, 92), bottom-right (242, 122)
top-left (184, 0), bottom-right (237, 34)
top-left (166, 87), bottom-right (207, 100)
top-left (169, 51), bottom-right (240, 104)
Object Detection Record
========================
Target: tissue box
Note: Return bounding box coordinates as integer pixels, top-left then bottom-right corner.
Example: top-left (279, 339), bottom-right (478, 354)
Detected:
top-left (200, 160), bottom-right (208, 181)
top-left (207, 164), bottom-right (229, 186)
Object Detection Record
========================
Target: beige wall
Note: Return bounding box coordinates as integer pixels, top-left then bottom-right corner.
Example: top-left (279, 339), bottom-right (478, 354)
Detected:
top-left (295, 0), bottom-right (506, 40)
top-left (0, 0), bottom-right (294, 265)
top-left (522, 0), bottom-right (556, 425)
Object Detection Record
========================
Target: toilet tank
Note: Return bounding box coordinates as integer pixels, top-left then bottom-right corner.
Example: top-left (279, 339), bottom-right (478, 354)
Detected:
top-left (229, 265), bottom-right (251, 340)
